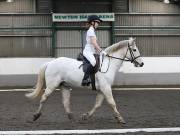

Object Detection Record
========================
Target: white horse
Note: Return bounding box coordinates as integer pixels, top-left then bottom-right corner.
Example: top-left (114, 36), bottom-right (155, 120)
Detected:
top-left (25, 37), bottom-right (144, 124)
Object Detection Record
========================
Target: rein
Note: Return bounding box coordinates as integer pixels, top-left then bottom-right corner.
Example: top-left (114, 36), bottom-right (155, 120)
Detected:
top-left (99, 43), bottom-right (141, 73)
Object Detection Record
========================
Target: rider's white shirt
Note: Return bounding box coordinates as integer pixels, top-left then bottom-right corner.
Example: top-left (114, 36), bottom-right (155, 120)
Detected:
top-left (83, 26), bottom-right (97, 54)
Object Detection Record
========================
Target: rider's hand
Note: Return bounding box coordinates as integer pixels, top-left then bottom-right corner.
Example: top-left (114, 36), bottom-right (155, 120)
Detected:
top-left (101, 50), bottom-right (107, 56)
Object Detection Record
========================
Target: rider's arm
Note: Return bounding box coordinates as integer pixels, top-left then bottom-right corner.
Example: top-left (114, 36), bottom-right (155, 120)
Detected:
top-left (90, 36), bottom-right (102, 53)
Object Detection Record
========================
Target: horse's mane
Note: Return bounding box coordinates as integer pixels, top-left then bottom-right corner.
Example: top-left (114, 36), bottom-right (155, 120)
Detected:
top-left (105, 40), bottom-right (129, 54)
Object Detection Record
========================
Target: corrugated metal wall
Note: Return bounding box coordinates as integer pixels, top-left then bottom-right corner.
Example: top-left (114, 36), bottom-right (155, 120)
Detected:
top-left (56, 30), bottom-right (82, 58)
top-left (0, 13), bottom-right (52, 57)
top-left (0, 0), bottom-right (180, 57)
top-left (36, 0), bottom-right (52, 13)
top-left (55, 0), bottom-right (180, 57)
top-left (53, 0), bottom-right (112, 58)
top-left (0, 0), bottom-right (35, 13)
top-left (56, 30), bottom-right (110, 58)
top-left (113, 0), bottom-right (129, 13)
top-left (0, 0), bottom-right (53, 57)
top-left (53, 0), bottom-right (112, 13)
top-left (129, 0), bottom-right (180, 13)
top-left (114, 0), bottom-right (180, 56)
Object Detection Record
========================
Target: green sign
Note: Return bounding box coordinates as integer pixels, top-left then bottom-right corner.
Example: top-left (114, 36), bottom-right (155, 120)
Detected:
top-left (52, 13), bottom-right (114, 22)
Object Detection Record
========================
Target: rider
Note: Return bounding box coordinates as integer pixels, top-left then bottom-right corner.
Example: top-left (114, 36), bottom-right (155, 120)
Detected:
top-left (81, 15), bottom-right (107, 86)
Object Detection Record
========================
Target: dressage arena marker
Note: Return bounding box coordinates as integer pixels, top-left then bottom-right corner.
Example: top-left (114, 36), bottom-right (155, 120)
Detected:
top-left (1, 127), bottom-right (180, 134)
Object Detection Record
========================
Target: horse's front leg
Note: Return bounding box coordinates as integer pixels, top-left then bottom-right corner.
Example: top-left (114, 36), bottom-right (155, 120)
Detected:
top-left (82, 92), bottom-right (104, 120)
top-left (102, 85), bottom-right (126, 124)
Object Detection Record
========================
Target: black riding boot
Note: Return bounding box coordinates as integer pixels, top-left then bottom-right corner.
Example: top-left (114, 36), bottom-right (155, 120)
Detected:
top-left (81, 72), bottom-right (91, 86)
top-left (81, 60), bottom-right (93, 86)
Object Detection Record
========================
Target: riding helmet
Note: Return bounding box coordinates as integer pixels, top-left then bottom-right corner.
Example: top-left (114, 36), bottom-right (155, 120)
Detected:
top-left (87, 15), bottom-right (103, 23)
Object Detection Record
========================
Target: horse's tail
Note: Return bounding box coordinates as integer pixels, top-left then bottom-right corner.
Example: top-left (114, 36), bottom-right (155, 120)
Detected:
top-left (25, 63), bottom-right (48, 99)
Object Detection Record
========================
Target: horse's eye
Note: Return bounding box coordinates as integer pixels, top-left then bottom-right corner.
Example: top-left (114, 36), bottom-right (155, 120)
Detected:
top-left (133, 49), bottom-right (136, 52)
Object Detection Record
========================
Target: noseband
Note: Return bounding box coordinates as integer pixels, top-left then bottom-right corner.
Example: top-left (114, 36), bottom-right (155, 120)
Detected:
top-left (99, 43), bottom-right (141, 73)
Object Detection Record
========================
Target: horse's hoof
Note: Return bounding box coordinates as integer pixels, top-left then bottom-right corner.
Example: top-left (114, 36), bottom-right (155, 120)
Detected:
top-left (33, 113), bottom-right (41, 121)
top-left (81, 113), bottom-right (89, 120)
top-left (118, 118), bottom-right (126, 124)
top-left (115, 116), bottom-right (126, 125)
top-left (119, 119), bottom-right (126, 125)
top-left (68, 113), bottom-right (75, 121)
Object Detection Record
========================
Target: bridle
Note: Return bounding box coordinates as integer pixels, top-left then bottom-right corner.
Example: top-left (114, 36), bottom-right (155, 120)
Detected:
top-left (107, 43), bottom-right (141, 63)
top-left (99, 43), bottom-right (141, 73)
top-left (126, 43), bottom-right (141, 63)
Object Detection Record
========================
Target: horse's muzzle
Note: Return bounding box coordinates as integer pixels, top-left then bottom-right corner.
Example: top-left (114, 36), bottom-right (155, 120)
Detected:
top-left (134, 61), bottom-right (144, 67)
top-left (140, 62), bottom-right (144, 67)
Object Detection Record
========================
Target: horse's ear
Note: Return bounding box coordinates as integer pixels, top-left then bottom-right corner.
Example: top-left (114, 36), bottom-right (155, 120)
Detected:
top-left (128, 37), bottom-right (135, 45)
top-left (129, 37), bottom-right (136, 40)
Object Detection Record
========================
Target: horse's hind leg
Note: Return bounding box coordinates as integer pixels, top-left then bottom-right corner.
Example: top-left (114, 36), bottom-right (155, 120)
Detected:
top-left (33, 86), bottom-right (56, 121)
top-left (82, 92), bottom-right (104, 120)
top-left (102, 86), bottom-right (126, 124)
top-left (61, 86), bottom-right (74, 121)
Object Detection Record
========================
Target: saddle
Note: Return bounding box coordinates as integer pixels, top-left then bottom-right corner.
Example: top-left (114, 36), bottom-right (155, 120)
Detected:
top-left (77, 53), bottom-right (100, 90)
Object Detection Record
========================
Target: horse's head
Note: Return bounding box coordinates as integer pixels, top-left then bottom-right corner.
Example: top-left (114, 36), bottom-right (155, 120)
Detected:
top-left (104, 38), bottom-right (144, 67)
top-left (126, 37), bottom-right (144, 67)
